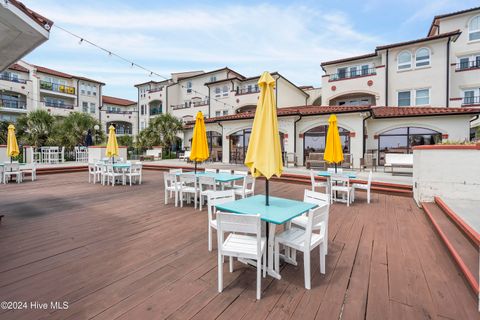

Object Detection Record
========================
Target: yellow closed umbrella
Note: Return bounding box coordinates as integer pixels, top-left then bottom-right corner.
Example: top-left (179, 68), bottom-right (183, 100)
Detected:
top-left (105, 125), bottom-right (119, 162)
top-left (244, 71), bottom-right (283, 205)
top-left (324, 114), bottom-right (344, 172)
top-left (7, 124), bottom-right (19, 162)
top-left (189, 111), bottom-right (209, 173)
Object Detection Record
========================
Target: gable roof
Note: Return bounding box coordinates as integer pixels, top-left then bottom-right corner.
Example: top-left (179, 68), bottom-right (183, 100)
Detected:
top-left (102, 95), bottom-right (136, 106)
top-left (376, 30), bottom-right (461, 51)
top-left (8, 63), bottom-right (29, 73)
top-left (175, 67), bottom-right (245, 82)
top-left (33, 65), bottom-right (104, 84)
top-left (321, 53), bottom-right (378, 67)
top-left (428, 6), bottom-right (480, 36)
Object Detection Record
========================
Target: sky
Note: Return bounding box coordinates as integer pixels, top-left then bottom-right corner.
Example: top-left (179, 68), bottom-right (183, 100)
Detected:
top-left (21, 0), bottom-right (479, 100)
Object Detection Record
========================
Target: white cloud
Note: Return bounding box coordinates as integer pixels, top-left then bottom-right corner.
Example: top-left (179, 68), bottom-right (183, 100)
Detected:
top-left (21, 1), bottom-right (381, 99)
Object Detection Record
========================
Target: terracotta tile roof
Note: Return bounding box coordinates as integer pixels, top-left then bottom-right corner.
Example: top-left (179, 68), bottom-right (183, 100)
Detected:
top-left (321, 53), bottom-right (378, 67)
top-left (372, 106), bottom-right (480, 118)
top-left (102, 95), bottom-right (136, 106)
top-left (376, 30), bottom-right (461, 51)
top-left (33, 65), bottom-right (104, 84)
top-left (8, 0), bottom-right (53, 31)
top-left (188, 105), bottom-right (480, 125)
top-left (8, 63), bottom-right (29, 73)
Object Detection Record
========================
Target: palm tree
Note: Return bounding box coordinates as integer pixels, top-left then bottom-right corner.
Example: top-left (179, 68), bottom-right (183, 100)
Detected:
top-left (16, 109), bottom-right (55, 147)
top-left (51, 112), bottom-right (104, 149)
top-left (137, 114), bottom-right (183, 155)
top-left (0, 120), bottom-right (9, 145)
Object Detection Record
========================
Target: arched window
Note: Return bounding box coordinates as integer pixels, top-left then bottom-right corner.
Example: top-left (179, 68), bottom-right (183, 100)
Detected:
top-left (303, 125), bottom-right (350, 161)
top-left (397, 51), bottom-right (412, 70)
top-left (469, 15), bottom-right (480, 41)
top-left (415, 48), bottom-right (430, 67)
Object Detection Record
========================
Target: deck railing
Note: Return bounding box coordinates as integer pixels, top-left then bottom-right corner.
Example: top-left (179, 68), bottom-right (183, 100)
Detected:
top-left (0, 98), bottom-right (27, 110)
top-left (0, 73), bottom-right (27, 84)
top-left (456, 61), bottom-right (480, 71)
top-left (329, 68), bottom-right (376, 81)
top-left (44, 100), bottom-right (75, 109)
top-left (462, 96), bottom-right (480, 106)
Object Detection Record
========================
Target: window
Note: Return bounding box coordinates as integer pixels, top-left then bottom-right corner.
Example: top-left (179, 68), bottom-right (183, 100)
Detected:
top-left (469, 16), bottom-right (480, 41)
top-left (398, 91), bottom-right (411, 106)
top-left (215, 111), bottom-right (221, 117)
top-left (223, 110), bottom-right (228, 116)
top-left (90, 103), bottom-right (96, 113)
top-left (92, 86), bottom-right (97, 96)
top-left (80, 83), bottom-right (86, 95)
top-left (210, 76), bottom-right (217, 82)
top-left (397, 51), bottom-right (412, 70)
top-left (337, 67), bottom-right (347, 79)
top-left (464, 90), bottom-right (475, 104)
top-left (215, 87), bottom-right (221, 97)
top-left (186, 81), bottom-right (192, 93)
top-left (222, 85), bottom-right (228, 97)
top-left (459, 57), bottom-right (470, 69)
top-left (349, 66), bottom-right (357, 77)
top-left (140, 121), bottom-right (146, 130)
top-left (415, 89), bottom-right (430, 105)
top-left (361, 65), bottom-right (369, 76)
top-left (82, 102), bottom-right (88, 113)
top-left (415, 48), bottom-right (430, 67)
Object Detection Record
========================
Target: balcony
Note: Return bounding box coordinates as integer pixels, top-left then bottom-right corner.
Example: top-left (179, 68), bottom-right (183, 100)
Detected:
top-left (462, 96), bottom-right (480, 106)
top-left (0, 73), bottom-right (27, 84)
top-left (40, 80), bottom-right (76, 95)
top-left (455, 61), bottom-right (480, 72)
top-left (192, 100), bottom-right (208, 107)
top-left (329, 68), bottom-right (376, 81)
top-left (44, 100), bottom-right (74, 109)
top-left (148, 87), bottom-right (163, 93)
top-left (106, 110), bottom-right (133, 114)
top-left (0, 98), bottom-right (27, 110)
top-left (171, 103), bottom-right (191, 110)
top-left (236, 88), bottom-right (260, 95)
top-left (150, 107), bottom-right (162, 116)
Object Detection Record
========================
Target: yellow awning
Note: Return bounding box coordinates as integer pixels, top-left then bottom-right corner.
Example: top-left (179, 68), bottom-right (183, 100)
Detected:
top-left (105, 125), bottom-right (119, 158)
top-left (244, 71), bottom-right (283, 179)
top-left (7, 124), bottom-right (19, 158)
top-left (189, 111), bottom-right (209, 162)
top-left (324, 114), bottom-right (344, 164)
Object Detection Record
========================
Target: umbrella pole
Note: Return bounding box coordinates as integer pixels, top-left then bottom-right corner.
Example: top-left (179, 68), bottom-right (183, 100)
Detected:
top-left (335, 163), bottom-right (337, 173)
top-left (265, 179), bottom-right (269, 206)
top-left (195, 161), bottom-right (197, 173)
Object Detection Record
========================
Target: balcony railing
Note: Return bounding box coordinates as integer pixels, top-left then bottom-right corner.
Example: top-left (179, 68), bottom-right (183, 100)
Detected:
top-left (150, 107), bottom-right (162, 115)
top-left (40, 80), bottom-right (76, 95)
top-left (462, 96), bottom-right (480, 106)
top-left (192, 100), bottom-right (208, 107)
top-left (0, 74), bottom-right (27, 84)
top-left (44, 100), bottom-right (74, 109)
top-left (329, 68), bottom-right (376, 81)
top-left (236, 88), bottom-right (260, 95)
top-left (148, 87), bottom-right (163, 93)
top-left (106, 110), bottom-right (133, 114)
top-left (456, 61), bottom-right (480, 71)
top-left (171, 103), bottom-right (191, 110)
top-left (0, 98), bottom-right (27, 110)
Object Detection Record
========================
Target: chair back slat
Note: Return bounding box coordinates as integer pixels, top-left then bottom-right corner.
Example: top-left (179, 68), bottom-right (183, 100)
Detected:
top-left (305, 206), bottom-right (329, 247)
top-left (304, 189), bottom-right (329, 206)
top-left (217, 211), bottom-right (260, 234)
top-left (199, 176), bottom-right (216, 192)
top-left (207, 190), bottom-right (235, 223)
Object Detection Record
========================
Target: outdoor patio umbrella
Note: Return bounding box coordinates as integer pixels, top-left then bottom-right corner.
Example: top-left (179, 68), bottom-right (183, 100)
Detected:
top-left (189, 111), bottom-right (209, 173)
top-left (7, 124), bottom-right (19, 162)
top-left (323, 114), bottom-right (344, 173)
top-left (105, 125), bottom-right (119, 163)
top-left (244, 71), bottom-right (283, 206)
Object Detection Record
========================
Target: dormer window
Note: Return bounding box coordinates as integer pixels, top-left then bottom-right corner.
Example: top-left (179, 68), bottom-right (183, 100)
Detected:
top-left (397, 51), bottom-right (412, 70)
top-left (469, 15), bottom-right (480, 41)
top-left (415, 48), bottom-right (430, 67)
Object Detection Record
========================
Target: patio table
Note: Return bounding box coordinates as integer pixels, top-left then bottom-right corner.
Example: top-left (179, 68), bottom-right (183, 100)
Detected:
top-left (215, 194), bottom-right (317, 279)
top-left (177, 172), bottom-right (244, 183)
top-left (317, 171), bottom-right (356, 179)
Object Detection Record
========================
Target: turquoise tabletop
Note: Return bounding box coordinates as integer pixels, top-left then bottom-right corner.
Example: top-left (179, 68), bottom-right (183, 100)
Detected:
top-left (215, 195), bottom-right (317, 225)
top-left (112, 163), bottom-right (131, 168)
top-left (179, 172), bottom-right (244, 183)
top-left (318, 171), bottom-right (356, 178)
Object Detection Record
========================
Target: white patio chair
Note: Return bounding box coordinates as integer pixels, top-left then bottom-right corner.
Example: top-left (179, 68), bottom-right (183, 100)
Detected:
top-left (169, 168), bottom-right (183, 173)
top-left (199, 176), bottom-right (216, 211)
top-left (179, 174), bottom-right (199, 208)
top-left (88, 163), bottom-right (97, 183)
top-left (310, 169), bottom-right (328, 193)
top-left (4, 162), bottom-right (22, 184)
top-left (206, 190), bottom-right (235, 251)
top-left (0, 166), bottom-right (3, 184)
top-left (233, 175), bottom-right (255, 199)
top-left (218, 169), bottom-right (233, 189)
top-left (216, 211), bottom-right (266, 300)
top-left (104, 165), bottom-right (124, 186)
top-left (233, 170), bottom-right (248, 176)
top-left (205, 168), bottom-right (216, 173)
top-left (352, 170), bottom-right (372, 204)
top-left (330, 174), bottom-right (353, 206)
top-left (21, 163), bottom-right (37, 182)
top-left (290, 189), bottom-right (330, 254)
top-left (125, 163), bottom-right (142, 186)
top-left (327, 167), bottom-right (343, 173)
top-left (275, 205), bottom-right (328, 290)
top-left (163, 173), bottom-right (180, 207)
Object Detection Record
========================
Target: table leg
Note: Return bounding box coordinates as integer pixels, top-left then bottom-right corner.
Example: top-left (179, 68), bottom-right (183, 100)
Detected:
top-left (267, 223), bottom-right (281, 279)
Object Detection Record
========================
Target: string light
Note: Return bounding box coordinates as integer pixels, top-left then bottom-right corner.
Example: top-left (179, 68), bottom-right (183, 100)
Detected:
top-left (78, 38), bottom-right (83, 45)
top-left (52, 24), bottom-right (239, 109)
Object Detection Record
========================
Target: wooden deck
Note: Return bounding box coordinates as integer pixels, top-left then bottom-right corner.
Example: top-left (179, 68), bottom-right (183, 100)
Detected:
top-left (0, 171), bottom-right (478, 320)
